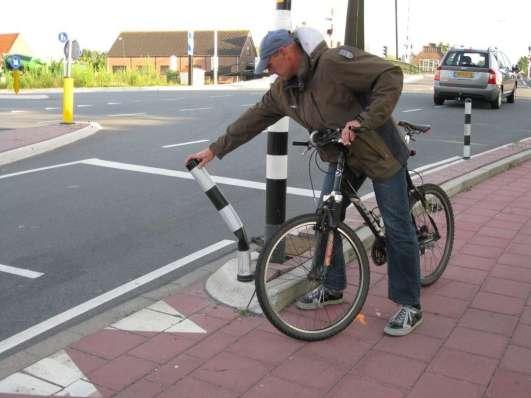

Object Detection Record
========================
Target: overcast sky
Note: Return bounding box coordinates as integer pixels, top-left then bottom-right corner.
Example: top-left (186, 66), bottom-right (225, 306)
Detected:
top-left (2, 0), bottom-right (530, 63)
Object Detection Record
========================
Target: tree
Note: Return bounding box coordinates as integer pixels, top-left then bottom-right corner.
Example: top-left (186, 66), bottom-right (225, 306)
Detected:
top-left (517, 56), bottom-right (528, 75)
top-left (437, 42), bottom-right (450, 54)
top-left (79, 49), bottom-right (106, 71)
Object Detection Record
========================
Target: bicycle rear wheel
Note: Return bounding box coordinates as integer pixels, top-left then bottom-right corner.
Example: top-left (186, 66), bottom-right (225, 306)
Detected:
top-left (255, 213), bottom-right (370, 341)
top-left (410, 184), bottom-right (454, 286)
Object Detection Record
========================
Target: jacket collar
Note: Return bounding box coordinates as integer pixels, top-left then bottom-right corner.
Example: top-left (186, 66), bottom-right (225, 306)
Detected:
top-left (283, 41), bottom-right (328, 92)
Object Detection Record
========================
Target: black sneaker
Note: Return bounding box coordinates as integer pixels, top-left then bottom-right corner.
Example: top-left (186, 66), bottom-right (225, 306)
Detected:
top-left (384, 305), bottom-right (423, 336)
top-left (295, 285), bottom-right (343, 310)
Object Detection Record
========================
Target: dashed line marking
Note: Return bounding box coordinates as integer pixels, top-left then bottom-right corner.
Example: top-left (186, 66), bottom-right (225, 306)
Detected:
top-left (162, 139), bottom-right (209, 149)
top-left (0, 264), bottom-right (44, 279)
top-left (107, 112), bottom-right (146, 117)
top-left (179, 107), bottom-right (212, 112)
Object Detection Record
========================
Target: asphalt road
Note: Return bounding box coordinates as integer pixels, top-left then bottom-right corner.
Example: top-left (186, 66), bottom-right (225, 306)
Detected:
top-left (0, 79), bottom-right (530, 354)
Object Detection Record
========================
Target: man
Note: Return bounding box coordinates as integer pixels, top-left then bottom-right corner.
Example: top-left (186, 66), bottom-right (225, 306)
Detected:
top-left (186, 28), bottom-right (422, 336)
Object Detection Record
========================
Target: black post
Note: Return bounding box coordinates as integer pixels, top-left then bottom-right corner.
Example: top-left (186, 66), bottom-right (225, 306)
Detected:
top-left (188, 55), bottom-right (192, 86)
top-left (344, 0), bottom-right (364, 49)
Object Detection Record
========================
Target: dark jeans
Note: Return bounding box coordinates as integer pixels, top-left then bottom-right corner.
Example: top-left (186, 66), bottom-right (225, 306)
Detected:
top-left (317, 163), bottom-right (421, 306)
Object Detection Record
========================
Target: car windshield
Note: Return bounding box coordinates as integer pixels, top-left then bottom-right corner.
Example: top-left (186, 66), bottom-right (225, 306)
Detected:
top-left (443, 51), bottom-right (489, 68)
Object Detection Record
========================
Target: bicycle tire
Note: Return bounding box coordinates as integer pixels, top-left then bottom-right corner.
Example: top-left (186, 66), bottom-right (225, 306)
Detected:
top-left (255, 213), bottom-right (370, 341)
top-left (410, 184), bottom-right (454, 286)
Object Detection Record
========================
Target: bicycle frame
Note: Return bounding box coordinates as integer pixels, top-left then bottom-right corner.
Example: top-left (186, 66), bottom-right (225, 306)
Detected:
top-left (323, 148), bottom-right (440, 246)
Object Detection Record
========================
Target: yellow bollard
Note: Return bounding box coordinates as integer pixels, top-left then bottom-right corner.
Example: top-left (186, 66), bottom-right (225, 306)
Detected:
top-left (62, 77), bottom-right (74, 124)
top-left (13, 71), bottom-right (20, 94)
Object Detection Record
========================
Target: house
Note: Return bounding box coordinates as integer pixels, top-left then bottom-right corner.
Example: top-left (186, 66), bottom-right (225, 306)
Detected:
top-left (106, 30), bottom-right (257, 83)
top-left (411, 43), bottom-right (445, 72)
top-left (0, 33), bottom-right (33, 68)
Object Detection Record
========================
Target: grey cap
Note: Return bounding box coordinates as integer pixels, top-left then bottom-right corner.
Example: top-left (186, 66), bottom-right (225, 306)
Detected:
top-left (255, 29), bottom-right (294, 74)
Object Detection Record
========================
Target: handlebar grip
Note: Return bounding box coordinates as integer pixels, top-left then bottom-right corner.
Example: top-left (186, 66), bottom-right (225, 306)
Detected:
top-left (292, 141), bottom-right (309, 146)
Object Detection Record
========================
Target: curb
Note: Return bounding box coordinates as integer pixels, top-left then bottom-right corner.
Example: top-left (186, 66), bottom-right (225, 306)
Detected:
top-left (0, 122), bottom-right (101, 167)
top-left (205, 147), bottom-right (531, 311)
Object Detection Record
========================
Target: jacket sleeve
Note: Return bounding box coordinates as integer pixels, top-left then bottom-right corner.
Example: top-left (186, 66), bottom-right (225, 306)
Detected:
top-left (209, 88), bottom-right (284, 159)
top-left (328, 50), bottom-right (403, 131)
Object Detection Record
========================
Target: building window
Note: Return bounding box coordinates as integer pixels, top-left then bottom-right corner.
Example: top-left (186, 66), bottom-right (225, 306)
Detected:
top-left (419, 59), bottom-right (439, 72)
top-left (112, 65), bottom-right (126, 73)
top-left (160, 65), bottom-right (169, 75)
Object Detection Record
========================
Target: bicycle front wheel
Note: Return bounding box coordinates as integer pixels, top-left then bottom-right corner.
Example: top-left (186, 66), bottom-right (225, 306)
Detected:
top-left (410, 184), bottom-right (455, 286)
top-left (255, 213), bottom-right (370, 341)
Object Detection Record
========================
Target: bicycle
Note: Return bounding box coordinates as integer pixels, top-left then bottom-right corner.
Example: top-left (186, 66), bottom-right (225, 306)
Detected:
top-left (254, 120), bottom-right (455, 341)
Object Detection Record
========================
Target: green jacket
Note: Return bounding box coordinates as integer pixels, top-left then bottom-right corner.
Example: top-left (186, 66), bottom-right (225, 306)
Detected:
top-left (209, 42), bottom-right (409, 181)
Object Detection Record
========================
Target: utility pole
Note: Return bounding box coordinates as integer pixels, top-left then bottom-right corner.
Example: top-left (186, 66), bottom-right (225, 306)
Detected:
top-left (344, 0), bottom-right (364, 49)
top-left (395, 0), bottom-right (399, 60)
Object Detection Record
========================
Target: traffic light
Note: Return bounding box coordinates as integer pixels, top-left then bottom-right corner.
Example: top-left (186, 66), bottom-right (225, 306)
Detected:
top-left (383, 46), bottom-right (388, 57)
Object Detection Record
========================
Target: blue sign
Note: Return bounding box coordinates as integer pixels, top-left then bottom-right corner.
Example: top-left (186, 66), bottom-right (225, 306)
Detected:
top-left (8, 55), bottom-right (21, 70)
top-left (58, 32), bottom-right (68, 43)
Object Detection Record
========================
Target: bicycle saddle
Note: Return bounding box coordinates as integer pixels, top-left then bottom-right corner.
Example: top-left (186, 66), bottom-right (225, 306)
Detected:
top-left (398, 120), bottom-right (431, 133)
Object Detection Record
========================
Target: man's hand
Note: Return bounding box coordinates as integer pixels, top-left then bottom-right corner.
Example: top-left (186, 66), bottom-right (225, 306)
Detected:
top-left (185, 148), bottom-right (215, 168)
top-left (339, 120), bottom-right (362, 146)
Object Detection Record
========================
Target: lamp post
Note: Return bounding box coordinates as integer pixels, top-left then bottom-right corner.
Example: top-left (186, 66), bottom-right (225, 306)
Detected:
top-left (528, 45), bottom-right (531, 80)
top-left (395, 0), bottom-right (399, 60)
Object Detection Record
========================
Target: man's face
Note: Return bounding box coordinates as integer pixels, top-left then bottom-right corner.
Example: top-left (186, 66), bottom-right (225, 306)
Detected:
top-left (267, 47), bottom-right (296, 80)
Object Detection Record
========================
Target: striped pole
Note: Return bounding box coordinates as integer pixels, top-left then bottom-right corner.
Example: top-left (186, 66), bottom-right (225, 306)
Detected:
top-left (264, 0), bottom-right (292, 245)
top-left (186, 160), bottom-right (253, 282)
top-left (265, 124), bottom-right (288, 244)
top-left (463, 98), bottom-right (472, 159)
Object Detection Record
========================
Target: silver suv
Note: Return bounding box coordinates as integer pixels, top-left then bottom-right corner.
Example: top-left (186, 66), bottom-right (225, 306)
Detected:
top-left (433, 47), bottom-right (518, 109)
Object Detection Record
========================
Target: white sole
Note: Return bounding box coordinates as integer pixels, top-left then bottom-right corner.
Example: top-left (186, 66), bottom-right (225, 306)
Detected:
top-left (383, 317), bottom-right (423, 336)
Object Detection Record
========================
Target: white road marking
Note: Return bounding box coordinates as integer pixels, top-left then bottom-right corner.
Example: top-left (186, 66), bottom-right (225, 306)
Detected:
top-left (0, 239), bottom-right (234, 355)
top-left (80, 158), bottom-right (319, 197)
top-left (76, 104), bottom-right (92, 108)
top-left (107, 102), bottom-right (121, 105)
top-left (10, 110), bottom-right (27, 113)
top-left (161, 98), bottom-right (185, 101)
top-left (0, 160), bottom-right (86, 180)
top-left (45, 107), bottom-right (59, 111)
top-left (179, 107), bottom-right (212, 112)
top-left (107, 112), bottom-right (146, 117)
top-left (0, 264), bottom-right (43, 279)
top-left (402, 108), bottom-right (423, 113)
top-left (240, 103), bottom-right (255, 107)
top-left (413, 156), bottom-right (461, 173)
top-left (162, 139), bottom-right (209, 149)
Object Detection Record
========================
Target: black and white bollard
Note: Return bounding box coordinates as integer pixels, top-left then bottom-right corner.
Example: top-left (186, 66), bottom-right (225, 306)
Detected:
top-left (463, 98), bottom-right (472, 159)
top-left (186, 159), bottom-right (253, 282)
top-left (264, 0), bottom-right (292, 244)
top-left (265, 121), bottom-right (289, 244)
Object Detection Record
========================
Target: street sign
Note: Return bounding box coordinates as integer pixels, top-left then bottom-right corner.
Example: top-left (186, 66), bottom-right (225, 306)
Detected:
top-left (58, 32), bottom-right (68, 43)
top-left (64, 40), bottom-right (81, 60)
top-left (187, 31), bottom-right (194, 56)
top-left (8, 55), bottom-right (21, 70)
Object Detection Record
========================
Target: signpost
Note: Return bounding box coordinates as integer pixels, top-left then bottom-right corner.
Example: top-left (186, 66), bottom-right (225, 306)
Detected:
top-left (187, 31), bottom-right (194, 86)
top-left (59, 32), bottom-right (81, 124)
top-left (8, 55), bottom-right (22, 94)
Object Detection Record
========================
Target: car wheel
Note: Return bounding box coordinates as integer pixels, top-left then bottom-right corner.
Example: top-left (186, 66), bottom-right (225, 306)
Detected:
top-left (507, 85), bottom-right (516, 104)
top-left (434, 95), bottom-right (444, 106)
top-left (491, 89), bottom-right (502, 109)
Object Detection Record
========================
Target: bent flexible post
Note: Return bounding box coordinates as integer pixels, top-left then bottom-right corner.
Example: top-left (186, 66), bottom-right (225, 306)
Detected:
top-left (186, 159), bottom-right (253, 282)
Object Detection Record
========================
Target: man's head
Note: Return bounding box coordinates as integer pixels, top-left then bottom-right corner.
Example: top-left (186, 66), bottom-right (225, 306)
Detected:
top-left (255, 29), bottom-right (304, 80)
